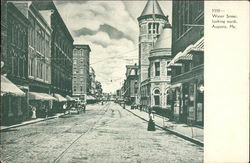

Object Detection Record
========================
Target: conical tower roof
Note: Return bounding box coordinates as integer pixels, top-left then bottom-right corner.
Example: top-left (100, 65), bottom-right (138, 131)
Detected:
top-left (138, 0), bottom-right (167, 21)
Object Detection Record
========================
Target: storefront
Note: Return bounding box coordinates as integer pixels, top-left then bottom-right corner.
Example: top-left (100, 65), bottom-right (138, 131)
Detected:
top-left (168, 37), bottom-right (204, 126)
top-left (1, 75), bottom-right (26, 125)
top-left (28, 92), bottom-right (56, 118)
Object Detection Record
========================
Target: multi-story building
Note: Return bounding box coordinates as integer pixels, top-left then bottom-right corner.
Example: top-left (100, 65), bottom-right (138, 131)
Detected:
top-left (33, 1), bottom-right (74, 97)
top-left (123, 64), bottom-right (139, 105)
top-left (137, 0), bottom-right (167, 107)
top-left (2, 2), bottom-right (30, 123)
top-left (1, 0), bottom-right (7, 75)
top-left (148, 22), bottom-right (172, 110)
top-left (168, 1), bottom-right (204, 126)
top-left (72, 44), bottom-right (91, 97)
top-left (14, 2), bottom-right (52, 94)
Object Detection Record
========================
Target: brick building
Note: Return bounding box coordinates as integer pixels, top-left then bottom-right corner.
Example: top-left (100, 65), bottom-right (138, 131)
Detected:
top-left (1, 2), bottom-right (30, 124)
top-left (33, 1), bottom-right (74, 97)
top-left (168, 0), bottom-right (204, 126)
top-left (14, 2), bottom-right (52, 94)
top-left (72, 45), bottom-right (91, 97)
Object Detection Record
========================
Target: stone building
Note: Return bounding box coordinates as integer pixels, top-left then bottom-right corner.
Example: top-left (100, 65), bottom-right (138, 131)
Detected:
top-left (72, 45), bottom-right (91, 97)
top-left (168, 1), bottom-right (204, 126)
top-left (33, 1), bottom-right (74, 97)
top-left (137, 0), bottom-right (168, 107)
top-left (148, 22), bottom-right (172, 109)
top-left (123, 64), bottom-right (139, 105)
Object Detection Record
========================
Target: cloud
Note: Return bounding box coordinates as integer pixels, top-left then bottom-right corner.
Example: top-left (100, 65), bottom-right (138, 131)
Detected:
top-left (54, 1), bottom-right (172, 93)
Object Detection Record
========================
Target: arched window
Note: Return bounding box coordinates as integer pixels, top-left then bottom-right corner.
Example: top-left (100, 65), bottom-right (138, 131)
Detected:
top-left (154, 89), bottom-right (160, 105)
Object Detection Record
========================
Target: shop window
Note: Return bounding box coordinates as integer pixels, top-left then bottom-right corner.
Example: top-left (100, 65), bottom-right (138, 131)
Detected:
top-left (155, 62), bottom-right (160, 76)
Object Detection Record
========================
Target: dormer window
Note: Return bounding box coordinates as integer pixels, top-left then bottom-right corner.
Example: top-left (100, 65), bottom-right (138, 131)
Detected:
top-left (148, 22), bottom-right (160, 34)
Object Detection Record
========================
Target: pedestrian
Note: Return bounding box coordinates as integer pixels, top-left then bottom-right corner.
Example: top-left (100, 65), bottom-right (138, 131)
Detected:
top-left (147, 111), bottom-right (156, 131)
top-left (31, 105), bottom-right (36, 119)
top-left (63, 103), bottom-right (67, 115)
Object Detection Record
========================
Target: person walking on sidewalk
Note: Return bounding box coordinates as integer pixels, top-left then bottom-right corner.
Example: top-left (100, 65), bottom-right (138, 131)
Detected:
top-left (147, 108), bottom-right (156, 131)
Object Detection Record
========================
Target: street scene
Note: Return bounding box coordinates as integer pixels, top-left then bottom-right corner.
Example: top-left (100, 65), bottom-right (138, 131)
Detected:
top-left (0, 102), bottom-right (203, 163)
top-left (1, 0), bottom-right (204, 162)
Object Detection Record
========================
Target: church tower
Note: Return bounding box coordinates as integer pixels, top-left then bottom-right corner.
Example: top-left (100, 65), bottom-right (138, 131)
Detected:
top-left (137, 0), bottom-right (168, 104)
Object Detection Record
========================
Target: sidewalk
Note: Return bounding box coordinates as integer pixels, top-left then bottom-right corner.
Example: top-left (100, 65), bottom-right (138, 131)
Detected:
top-left (0, 113), bottom-right (65, 131)
top-left (124, 105), bottom-right (203, 146)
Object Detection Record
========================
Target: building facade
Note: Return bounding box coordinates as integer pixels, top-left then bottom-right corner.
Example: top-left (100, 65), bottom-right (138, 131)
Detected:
top-left (3, 2), bottom-right (30, 124)
top-left (72, 45), bottom-right (91, 97)
top-left (137, 0), bottom-right (168, 107)
top-left (1, 0), bottom-right (7, 75)
top-left (148, 22), bottom-right (172, 110)
top-left (168, 0), bottom-right (204, 126)
top-left (33, 1), bottom-right (74, 97)
top-left (14, 2), bottom-right (52, 94)
top-left (123, 64), bottom-right (139, 105)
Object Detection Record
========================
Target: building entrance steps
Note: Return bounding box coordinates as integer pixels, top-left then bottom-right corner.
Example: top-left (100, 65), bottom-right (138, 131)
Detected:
top-left (124, 105), bottom-right (203, 146)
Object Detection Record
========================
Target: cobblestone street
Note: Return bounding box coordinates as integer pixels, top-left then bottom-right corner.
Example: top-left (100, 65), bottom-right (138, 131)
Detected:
top-left (0, 102), bottom-right (203, 163)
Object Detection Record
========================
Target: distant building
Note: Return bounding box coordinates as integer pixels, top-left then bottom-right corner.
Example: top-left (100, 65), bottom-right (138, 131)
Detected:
top-left (33, 1), bottom-right (74, 97)
top-left (72, 44), bottom-right (91, 97)
top-left (168, 1), bottom-right (204, 126)
top-left (123, 64), bottom-right (139, 105)
top-left (137, 0), bottom-right (168, 106)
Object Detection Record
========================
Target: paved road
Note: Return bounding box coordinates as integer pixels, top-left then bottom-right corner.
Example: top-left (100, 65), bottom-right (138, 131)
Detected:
top-left (0, 102), bottom-right (203, 163)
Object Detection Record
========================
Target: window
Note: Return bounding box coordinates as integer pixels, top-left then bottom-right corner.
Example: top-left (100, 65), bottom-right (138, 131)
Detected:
top-left (73, 60), bottom-right (77, 64)
top-left (73, 86), bottom-right (76, 92)
top-left (155, 62), bottom-right (160, 76)
top-left (167, 67), bottom-right (171, 76)
top-left (80, 86), bottom-right (83, 92)
top-left (154, 89), bottom-right (160, 106)
top-left (148, 22), bottom-right (160, 34)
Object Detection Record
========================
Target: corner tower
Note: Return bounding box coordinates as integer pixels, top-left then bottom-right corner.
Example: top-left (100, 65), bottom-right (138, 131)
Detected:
top-left (138, 0), bottom-right (168, 84)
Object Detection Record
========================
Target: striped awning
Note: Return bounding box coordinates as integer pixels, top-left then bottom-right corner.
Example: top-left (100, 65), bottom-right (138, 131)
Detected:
top-left (168, 37), bottom-right (204, 67)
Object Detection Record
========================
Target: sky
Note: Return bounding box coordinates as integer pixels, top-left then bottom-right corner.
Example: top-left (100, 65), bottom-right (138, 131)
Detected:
top-left (54, 0), bottom-right (172, 93)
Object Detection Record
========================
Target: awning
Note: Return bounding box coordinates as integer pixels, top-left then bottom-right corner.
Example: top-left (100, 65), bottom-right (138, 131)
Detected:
top-left (28, 92), bottom-right (56, 100)
top-left (54, 93), bottom-right (67, 102)
top-left (1, 75), bottom-right (25, 96)
top-left (175, 45), bottom-right (194, 63)
top-left (167, 52), bottom-right (183, 67)
top-left (189, 37), bottom-right (204, 54)
top-left (86, 95), bottom-right (96, 100)
top-left (66, 95), bottom-right (75, 101)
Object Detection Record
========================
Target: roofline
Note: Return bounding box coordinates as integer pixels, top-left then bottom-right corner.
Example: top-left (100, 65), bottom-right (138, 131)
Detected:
top-left (137, 14), bottom-right (168, 21)
top-left (73, 44), bottom-right (91, 52)
top-left (7, 2), bottom-right (30, 25)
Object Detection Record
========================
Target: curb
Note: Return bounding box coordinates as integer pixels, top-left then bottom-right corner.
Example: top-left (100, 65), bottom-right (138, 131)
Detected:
top-left (124, 107), bottom-right (204, 147)
top-left (0, 114), bottom-right (65, 132)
